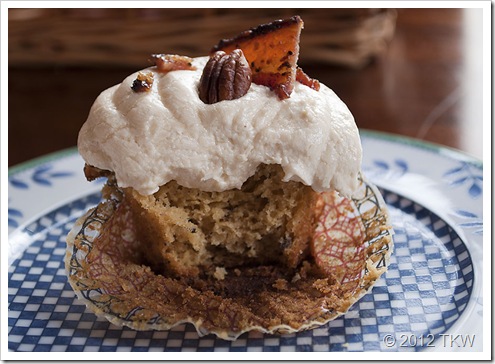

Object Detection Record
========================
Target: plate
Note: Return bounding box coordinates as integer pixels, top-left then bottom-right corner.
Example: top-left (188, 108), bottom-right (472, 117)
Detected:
top-left (7, 130), bottom-right (483, 352)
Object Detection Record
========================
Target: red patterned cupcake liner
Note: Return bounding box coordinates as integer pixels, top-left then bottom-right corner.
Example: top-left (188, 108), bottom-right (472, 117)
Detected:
top-left (65, 174), bottom-right (393, 340)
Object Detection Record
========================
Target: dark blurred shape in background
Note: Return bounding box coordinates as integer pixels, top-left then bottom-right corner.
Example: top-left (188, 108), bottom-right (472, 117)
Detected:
top-left (9, 8), bottom-right (397, 69)
top-left (8, 8), bottom-right (483, 166)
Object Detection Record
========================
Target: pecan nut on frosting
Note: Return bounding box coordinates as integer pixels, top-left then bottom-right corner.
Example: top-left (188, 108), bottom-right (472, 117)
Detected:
top-left (199, 49), bottom-right (252, 104)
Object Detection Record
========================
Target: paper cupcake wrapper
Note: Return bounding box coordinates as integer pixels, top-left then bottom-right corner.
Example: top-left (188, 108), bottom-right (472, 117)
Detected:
top-left (65, 174), bottom-right (393, 340)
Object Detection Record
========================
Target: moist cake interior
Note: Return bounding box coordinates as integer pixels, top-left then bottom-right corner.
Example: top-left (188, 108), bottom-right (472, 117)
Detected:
top-left (110, 163), bottom-right (323, 278)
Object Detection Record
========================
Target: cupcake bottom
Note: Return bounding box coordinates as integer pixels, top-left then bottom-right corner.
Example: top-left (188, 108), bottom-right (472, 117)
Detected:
top-left (65, 173), bottom-right (393, 340)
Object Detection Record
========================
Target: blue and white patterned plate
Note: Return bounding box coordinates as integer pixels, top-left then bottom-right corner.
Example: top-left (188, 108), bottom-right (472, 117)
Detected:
top-left (7, 130), bottom-right (483, 353)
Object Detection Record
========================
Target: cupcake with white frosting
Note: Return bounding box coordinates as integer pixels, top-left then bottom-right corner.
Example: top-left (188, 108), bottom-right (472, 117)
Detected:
top-left (66, 16), bottom-right (392, 339)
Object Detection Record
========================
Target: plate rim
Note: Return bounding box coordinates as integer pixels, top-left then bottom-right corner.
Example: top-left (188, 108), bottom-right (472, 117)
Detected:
top-left (359, 130), bottom-right (482, 166)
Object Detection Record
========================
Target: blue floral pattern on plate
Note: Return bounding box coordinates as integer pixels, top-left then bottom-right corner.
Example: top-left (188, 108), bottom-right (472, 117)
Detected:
top-left (9, 164), bottom-right (74, 189)
top-left (8, 207), bottom-right (23, 229)
top-left (442, 162), bottom-right (483, 199)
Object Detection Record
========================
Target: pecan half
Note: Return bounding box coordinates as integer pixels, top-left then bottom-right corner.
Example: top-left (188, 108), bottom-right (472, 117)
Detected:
top-left (199, 49), bottom-right (252, 104)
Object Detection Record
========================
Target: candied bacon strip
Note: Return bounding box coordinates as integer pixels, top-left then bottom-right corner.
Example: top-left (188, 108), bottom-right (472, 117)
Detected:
top-left (150, 54), bottom-right (196, 72)
top-left (84, 164), bottom-right (112, 181)
top-left (212, 16), bottom-right (304, 100)
top-left (131, 72), bottom-right (154, 93)
top-left (296, 68), bottom-right (320, 91)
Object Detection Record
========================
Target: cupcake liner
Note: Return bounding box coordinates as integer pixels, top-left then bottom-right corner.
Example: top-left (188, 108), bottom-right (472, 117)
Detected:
top-left (65, 174), bottom-right (393, 340)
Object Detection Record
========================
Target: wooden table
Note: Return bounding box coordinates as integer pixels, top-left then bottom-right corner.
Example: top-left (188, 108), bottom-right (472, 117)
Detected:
top-left (8, 8), bottom-right (484, 168)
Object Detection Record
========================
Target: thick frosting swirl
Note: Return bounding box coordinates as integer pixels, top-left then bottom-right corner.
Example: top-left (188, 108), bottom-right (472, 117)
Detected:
top-left (78, 57), bottom-right (362, 196)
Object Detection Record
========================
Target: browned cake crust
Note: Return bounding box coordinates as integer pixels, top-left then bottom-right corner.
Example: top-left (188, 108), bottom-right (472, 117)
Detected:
top-left (122, 164), bottom-right (322, 278)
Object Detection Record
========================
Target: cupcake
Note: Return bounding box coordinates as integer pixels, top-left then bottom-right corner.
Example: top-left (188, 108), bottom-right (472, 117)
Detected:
top-left (66, 16), bottom-right (392, 339)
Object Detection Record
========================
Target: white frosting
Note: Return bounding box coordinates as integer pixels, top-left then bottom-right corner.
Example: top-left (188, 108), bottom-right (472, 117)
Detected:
top-left (78, 57), bottom-right (362, 196)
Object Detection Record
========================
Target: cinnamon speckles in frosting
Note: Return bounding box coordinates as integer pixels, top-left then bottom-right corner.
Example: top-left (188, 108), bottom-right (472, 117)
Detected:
top-left (77, 57), bottom-right (362, 196)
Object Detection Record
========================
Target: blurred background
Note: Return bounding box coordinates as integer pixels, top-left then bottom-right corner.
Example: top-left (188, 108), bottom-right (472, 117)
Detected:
top-left (8, 8), bottom-right (484, 167)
